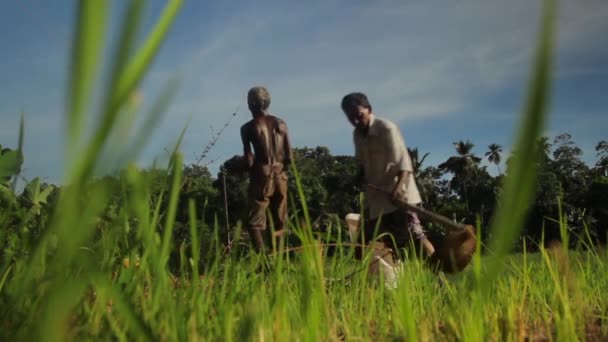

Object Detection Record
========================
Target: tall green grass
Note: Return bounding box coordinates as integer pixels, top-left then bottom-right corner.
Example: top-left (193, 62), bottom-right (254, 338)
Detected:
top-left (1, 0), bottom-right (607, 340)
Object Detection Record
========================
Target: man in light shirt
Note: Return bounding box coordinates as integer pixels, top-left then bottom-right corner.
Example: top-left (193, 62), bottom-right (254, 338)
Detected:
top-left (341, 92), bottom-right (436, 264)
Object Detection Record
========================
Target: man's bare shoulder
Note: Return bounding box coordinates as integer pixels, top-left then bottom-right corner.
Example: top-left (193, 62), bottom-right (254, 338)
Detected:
top-left (269, 115), bottom-right (289, 132)
top-left (240, 120), bottom-right (254, 134)
top-left (268, 114), bottom-right (286, 124)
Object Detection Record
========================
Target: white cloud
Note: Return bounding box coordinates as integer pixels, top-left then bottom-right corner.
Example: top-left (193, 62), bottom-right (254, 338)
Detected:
top-left (135, 0), bottom-right (606, 174)
top-left (2, 0), bottom-right (607, 180)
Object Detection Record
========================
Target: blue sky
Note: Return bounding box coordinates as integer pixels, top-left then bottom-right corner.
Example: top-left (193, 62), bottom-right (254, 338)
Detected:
top-left (1, 0), bottom-right (607, 183)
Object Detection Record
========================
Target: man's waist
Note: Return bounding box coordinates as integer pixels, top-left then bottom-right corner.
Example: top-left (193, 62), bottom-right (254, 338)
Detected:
top-left (365, 181), bottom-right (396, 191)
top-left (252, 161), bottom-right (284, 168)
top-left (250, 162), bottom-right (285, 175)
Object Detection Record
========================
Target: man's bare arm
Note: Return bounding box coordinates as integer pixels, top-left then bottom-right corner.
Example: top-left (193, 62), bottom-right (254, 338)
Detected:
top-left (392, 170), bottom-right (411, 201)
top-left (279, 120), bottom-right (293, 165)
top-left (283, 125), bottom-right (293, 164)
top-left (240, 125), bottom-right (254, 168)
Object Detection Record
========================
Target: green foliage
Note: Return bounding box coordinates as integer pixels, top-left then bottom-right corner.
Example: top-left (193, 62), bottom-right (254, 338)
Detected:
top-left (19, 178), bottom-right (56, 215)
top-left (586, 177), bottom-right (608, 243)
top-left (179, 164), bottom-right (218, 222)
top-left (595, 140), bottom-right (608, 177)
top-left (0, 146), bottom-right (23, 187)
top-left (289, 147), bottom-right (330, 218)
top-left (215, 155), bottom-right (250, 228)
top-left (0, 0), bottom-right (185, 340)
top-left (322, 155), bottom-right (362, 217)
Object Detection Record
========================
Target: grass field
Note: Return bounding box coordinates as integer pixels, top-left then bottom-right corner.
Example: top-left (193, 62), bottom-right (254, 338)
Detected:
top-left (3, 226), bottom-right (607, 341)
top-left (1, 0), bottom-right (607, 340)
top-left (70, 247), bottom-right (608, 341)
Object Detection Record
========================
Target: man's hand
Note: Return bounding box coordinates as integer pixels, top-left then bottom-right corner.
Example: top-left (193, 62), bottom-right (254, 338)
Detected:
top-left (391, 184), bottom-right (407, 203)
top-left (391, 170), bottom-right (410, 203)
top-left (367, 183), bottom-right (407, 203)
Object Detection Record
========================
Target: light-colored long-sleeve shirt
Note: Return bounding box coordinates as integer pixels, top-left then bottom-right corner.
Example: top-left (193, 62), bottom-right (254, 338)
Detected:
top-left (354, 114), bottom-right (422, 219)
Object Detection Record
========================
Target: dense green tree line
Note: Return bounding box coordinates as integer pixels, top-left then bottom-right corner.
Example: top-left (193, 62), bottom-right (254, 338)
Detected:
top-left (1, 133), bottom-right (607, 266)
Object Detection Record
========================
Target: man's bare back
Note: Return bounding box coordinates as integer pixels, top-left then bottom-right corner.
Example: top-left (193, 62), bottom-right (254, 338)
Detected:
top-left (241, 115), bottom-right (292, 169)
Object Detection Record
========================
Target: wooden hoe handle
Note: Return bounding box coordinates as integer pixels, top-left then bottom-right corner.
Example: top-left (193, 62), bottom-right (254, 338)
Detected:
top-left (366, 184), bottom-right (470, 232)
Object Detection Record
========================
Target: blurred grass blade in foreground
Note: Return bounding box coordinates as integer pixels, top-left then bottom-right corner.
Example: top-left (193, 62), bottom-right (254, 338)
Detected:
top-left (483, 0), bottom-right (556, 288)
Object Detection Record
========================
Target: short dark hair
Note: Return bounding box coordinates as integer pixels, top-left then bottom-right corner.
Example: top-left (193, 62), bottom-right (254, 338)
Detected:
top-left (341, 92), bottom-right (372, 112)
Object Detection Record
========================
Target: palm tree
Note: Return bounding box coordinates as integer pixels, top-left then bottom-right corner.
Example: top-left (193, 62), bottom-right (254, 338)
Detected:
top-left (595, 140), bottom-right (608, 177)
top-left (438, 140), bottom-right (481, 212)
top-left (536, 136), bottom-right (552, 161)
top-left (438, 140), bottom-right (481, 176)
top-left (485, 143), bottom-right (503, 175)
top-left (407, 147), bottom-right (429, 177)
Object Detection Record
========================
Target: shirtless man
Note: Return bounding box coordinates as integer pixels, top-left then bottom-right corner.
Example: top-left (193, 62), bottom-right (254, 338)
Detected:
top-left (240, 86), bottom-right (293, 252)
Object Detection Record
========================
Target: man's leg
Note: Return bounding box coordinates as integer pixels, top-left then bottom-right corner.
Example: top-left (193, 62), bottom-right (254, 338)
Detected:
top-left (403, 211), bottom-right (447, 285)
top-left (406, 211), bottom-right (435, 257)
top-left (269, 172), bottom-right (288, 253)
top-left (247, 178), bottom-right (272, 252)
